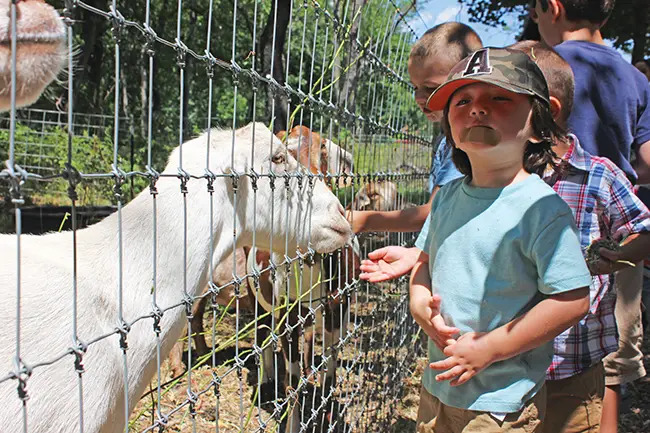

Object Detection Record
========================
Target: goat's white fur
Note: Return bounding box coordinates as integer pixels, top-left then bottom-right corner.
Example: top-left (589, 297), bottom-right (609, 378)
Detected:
top-left (0, 123), bottom-right (351, 433)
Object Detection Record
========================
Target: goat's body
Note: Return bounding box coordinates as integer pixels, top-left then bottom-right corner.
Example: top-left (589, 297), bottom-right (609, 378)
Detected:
top-left (0, 188), bottom-right (218, 432)
top-left (0, 124), bottom-right (351, 433)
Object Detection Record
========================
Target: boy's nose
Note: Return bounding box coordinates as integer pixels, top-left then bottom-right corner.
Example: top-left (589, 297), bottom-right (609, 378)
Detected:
top-left (470, 102), bottom-right (487, 117)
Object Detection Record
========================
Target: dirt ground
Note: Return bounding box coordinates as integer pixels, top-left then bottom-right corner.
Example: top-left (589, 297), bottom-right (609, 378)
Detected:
top-left (128, 293), bottom-right (650, 433)
top-left (128, 283), bottom-right (423, 432)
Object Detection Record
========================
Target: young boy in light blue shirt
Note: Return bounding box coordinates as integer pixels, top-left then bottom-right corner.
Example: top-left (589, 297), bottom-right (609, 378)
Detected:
top-left (411, 47), bottom-right (591, 431)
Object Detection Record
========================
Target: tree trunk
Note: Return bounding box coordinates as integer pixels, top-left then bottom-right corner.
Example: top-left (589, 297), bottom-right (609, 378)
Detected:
top-left (630, 0), bottom-right (649, 63)
top-left (338, 0), bottom-right (366, 112)
top-left (259, 0), bottom-right (291, 132)
top-left (180, 0), bottom-right (198, 141)
top-left (73, 0), bottom-right (107, 112)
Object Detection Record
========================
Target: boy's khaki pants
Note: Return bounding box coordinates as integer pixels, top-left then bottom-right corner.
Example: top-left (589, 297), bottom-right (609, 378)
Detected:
top-left (603, 264), bottom-right (646, 386)
top-left (542, 362), bottom-right (604, 433)
top-left (415, 386), bottom-right (546, 433)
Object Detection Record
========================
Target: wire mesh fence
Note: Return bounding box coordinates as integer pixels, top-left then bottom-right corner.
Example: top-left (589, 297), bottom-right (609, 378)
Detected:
top-left (0, 0), bottom-right (436, 432)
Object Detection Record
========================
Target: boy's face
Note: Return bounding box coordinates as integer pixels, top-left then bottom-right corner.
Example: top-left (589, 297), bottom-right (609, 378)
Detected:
top-left (531, 0), bottom-right (563, 46)
top-left (408, 56), bottom-right (455, 123)
top-left (447, 83), bottom-right (535, 159)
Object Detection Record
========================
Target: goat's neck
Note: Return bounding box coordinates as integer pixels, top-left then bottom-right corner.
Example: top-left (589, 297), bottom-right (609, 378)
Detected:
top-left (77, 178), bottom-right (239, 400)
top-left (86, 180), bottom-right (235, 309)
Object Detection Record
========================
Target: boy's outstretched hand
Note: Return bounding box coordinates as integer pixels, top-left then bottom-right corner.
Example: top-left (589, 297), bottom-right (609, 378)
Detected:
top-left (360, 246), bottom-right (420, 282)
top-left (429, 332), bottom-right (496, 387)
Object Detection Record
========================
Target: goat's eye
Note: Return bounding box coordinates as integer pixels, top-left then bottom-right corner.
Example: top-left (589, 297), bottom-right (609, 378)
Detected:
top-left (272, 153), bottom-right (286, 164)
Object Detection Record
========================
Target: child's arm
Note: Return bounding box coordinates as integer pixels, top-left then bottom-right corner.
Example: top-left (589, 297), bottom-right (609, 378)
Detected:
top-left (409, 252), bottom-right (460, 350)
top-left (590, 162), bottom-right (650, 274)
top-left (633, 141), bottom-right (650, 184)
top-left (348, 187), bottom-right (438, 233)
top-left (430, 286), bottom-right (589, 386)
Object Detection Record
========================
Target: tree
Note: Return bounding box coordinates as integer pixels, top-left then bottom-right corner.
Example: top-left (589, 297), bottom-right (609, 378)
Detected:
top-left (458, 0), bottom-right (650, 63)
top-left (258, 0), bottom-right (291, 132)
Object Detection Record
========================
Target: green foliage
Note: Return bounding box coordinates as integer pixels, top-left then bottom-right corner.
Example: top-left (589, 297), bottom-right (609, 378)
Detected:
top-left (12, 0), bottom-right (434, 207)
top-left (0, 123), bottom-right (149, 205)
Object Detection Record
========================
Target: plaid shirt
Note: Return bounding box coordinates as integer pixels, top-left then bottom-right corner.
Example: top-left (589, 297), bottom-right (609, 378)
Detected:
top-left (543, 135), bottom-right (650, 381)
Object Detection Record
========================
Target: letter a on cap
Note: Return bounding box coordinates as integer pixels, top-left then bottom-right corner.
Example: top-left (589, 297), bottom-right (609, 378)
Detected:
top-left (463, 48), bottom-right (492, 76)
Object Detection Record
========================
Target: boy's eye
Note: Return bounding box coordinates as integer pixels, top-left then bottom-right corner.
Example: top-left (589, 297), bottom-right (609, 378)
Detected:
top-left (493, 96), bottom-right (511, 101)
top-left (415, 85), bottom-right (437, 94)
top-left (455, 98), bottom-right (470, 106)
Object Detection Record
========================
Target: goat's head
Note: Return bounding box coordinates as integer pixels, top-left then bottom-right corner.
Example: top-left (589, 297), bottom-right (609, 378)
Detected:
top-left (0, 0), bottom-right (66, 111)
top-left (277, 126), bottom-right (353, 187)
top-left (228, 123), bottom-right (351, 254)
top-left (351, 180), bottom-right (398, 211)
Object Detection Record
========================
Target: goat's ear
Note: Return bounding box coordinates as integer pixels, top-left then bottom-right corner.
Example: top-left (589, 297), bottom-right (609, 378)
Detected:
top-left (276, 130), bottom-right (287, 142)
top-left (286, 136), bottom-right (321, 174)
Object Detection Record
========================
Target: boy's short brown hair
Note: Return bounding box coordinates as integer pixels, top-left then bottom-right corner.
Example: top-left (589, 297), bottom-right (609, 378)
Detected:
top-left (410, 22), bottom-right (482, 65)
top-left (509, 40), bottom-right (575, 125)
top-left (535, 0), bottom-right (615, 25)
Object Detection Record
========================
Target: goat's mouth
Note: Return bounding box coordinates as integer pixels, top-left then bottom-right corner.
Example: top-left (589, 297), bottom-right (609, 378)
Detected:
top-left (328, 225), bottom-right (351, 238)
top-left (0, 33), bottom-right (66, 49)
top-left (0, 34), bottom-right (66, 63)
top-left (0, 31), bottom-right (66, 44)
top-left (310, 225), bottom-right (352, 254)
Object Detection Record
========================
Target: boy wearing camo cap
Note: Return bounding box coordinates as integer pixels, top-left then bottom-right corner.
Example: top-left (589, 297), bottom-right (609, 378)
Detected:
top-left (410, 47), bottom-right (591, 432)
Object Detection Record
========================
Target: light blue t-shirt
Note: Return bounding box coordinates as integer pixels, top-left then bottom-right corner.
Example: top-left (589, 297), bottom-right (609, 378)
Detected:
top-left (428, 135), bottom-right (463, 194)
top-left (414, 174), bottom-right (591, 413)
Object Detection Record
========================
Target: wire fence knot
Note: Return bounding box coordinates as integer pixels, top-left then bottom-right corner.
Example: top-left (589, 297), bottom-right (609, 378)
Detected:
top-left (116, 321), bottom-right (131, 351)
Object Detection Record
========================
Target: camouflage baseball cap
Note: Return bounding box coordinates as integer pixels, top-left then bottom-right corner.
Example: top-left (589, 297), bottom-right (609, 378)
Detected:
top-left (426, 47), bottom-right (551, 111)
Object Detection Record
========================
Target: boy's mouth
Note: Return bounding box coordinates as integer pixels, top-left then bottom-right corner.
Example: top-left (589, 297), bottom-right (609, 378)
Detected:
top-left (460, 126), bottom-right (501, 146)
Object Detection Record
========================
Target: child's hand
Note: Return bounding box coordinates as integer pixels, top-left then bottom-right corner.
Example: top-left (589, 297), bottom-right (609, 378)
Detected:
top-left (429, 332), bottom-right (495, 386)
top-left (587, 246), bottom-right (636, 275)
top-left (410, 293), bottom-right (460, 351)
top-left (360, 246), bottom-right (420, 282)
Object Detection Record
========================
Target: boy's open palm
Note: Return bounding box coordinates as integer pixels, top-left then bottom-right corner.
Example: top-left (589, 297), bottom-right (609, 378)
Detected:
top-left (360, 246), bottom-right (420, 282)
top-left (429, 332), bottom-right (496, 387)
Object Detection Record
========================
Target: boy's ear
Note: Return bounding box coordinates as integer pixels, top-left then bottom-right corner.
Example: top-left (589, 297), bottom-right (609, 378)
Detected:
top-left (549, 96), bottom-right (562, 122)
top-left (548, 0), bottom-right (564, 23)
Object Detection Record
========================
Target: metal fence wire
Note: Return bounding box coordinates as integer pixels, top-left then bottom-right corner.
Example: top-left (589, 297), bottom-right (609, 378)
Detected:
top-left (0, 0), bottom-right (437, 432)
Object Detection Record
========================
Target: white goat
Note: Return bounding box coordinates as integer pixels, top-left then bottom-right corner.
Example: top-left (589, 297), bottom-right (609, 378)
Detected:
top-left (0, 123), bottom-right (351, 433)
top-left (167, 125), bottom-right (356, 377)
